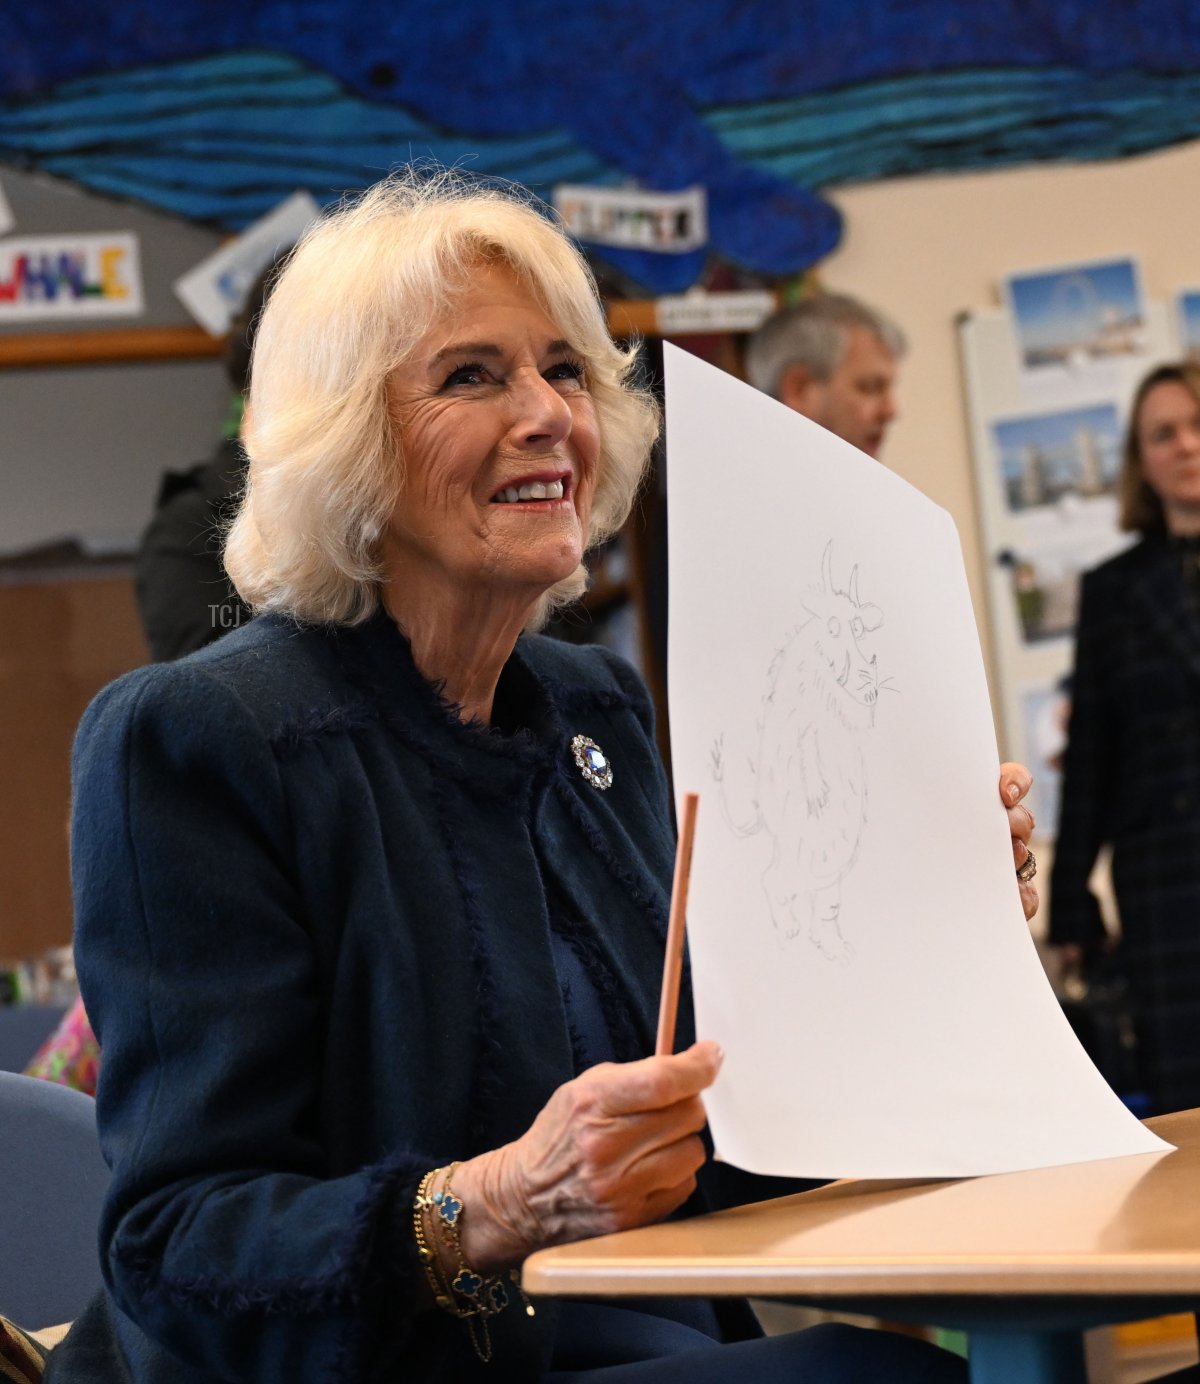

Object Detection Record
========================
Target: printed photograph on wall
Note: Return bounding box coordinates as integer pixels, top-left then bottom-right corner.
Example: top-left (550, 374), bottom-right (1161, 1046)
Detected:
top-left (1005, 257), bottom-right (1147, 373)
top-left (996, 547), bottom-right (1093, 644)
top-left (991, 402), bottom-right (1122, 514)
top-left (990, 402), bottom-right (1129, 643)
top-left (1177, 289), bottom-right (1200, 363)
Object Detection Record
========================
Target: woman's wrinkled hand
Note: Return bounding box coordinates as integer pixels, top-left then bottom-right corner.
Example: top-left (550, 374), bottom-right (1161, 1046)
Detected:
top-left (453, 1041), bottom-right (722, 1271)
top-left (1000, 760), bottom-right (1038, 921)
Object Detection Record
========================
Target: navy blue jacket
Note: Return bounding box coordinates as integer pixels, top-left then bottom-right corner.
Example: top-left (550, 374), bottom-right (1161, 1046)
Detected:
top-left (1050, 535), bottom-right (1200, 1113)
top-left (51, 611), bottom-right (693, 1383)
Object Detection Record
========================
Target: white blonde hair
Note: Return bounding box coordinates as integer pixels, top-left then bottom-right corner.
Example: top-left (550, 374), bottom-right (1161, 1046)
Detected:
top-left (224, 169), bottom-right (660, 627)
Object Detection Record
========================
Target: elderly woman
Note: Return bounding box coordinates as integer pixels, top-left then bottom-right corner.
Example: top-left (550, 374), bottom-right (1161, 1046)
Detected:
top-left (1051, 361), bottom-right (1200, 1116)
top-left (48, 174), bottom-right (1034, 1384)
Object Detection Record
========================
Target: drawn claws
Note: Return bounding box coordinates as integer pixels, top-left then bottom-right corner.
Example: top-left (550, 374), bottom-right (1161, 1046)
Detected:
top-left (810, 927), bottom-right (855, 964)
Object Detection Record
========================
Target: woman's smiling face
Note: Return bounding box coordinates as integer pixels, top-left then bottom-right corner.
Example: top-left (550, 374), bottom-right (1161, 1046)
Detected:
top-left (381, 260), bottom-right (601, 613)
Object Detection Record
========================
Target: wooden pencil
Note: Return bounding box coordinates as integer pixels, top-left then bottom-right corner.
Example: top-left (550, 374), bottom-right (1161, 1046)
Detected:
top-left (655, 791), bottom-right (700, 1057)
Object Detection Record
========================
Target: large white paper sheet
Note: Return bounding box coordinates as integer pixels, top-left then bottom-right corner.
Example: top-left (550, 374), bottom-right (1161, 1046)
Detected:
top-left (665, 344), bottom-right (1168, 1178)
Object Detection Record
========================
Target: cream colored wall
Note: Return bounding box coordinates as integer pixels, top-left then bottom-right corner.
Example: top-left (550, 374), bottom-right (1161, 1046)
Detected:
top-left (819, 138), bottom-right (1200, 731)
top-left (815, 139), bottom-right (1200, 934)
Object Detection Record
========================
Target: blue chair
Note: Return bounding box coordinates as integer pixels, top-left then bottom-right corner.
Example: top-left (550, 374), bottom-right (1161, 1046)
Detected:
top-left (0, 1004), bottom-right (69, 1074)
top-left (0, 1071), bottom-right (110, 1328)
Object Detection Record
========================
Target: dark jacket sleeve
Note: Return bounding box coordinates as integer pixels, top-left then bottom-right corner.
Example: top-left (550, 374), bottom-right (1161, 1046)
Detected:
top-left (135, 452), bottom-right (250, 663)
top-left (134, 491), bottom-right (229, 661)
top-left (71, 665), bottom-right (433, 1381)
top-left (1049, 568), bottom-right (1115, 955)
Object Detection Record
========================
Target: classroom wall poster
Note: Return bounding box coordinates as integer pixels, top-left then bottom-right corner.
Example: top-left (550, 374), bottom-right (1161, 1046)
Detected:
top-left (552, 184), bottom-right (708, 254)
top-left (0, 231), bottom-right (143, 320)
top-left (174, 190), bottom-right (321, 336)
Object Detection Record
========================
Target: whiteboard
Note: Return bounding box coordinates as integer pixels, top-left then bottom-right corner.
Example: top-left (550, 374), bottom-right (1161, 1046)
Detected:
top-left (958, 302), bottom-right (1177, 836)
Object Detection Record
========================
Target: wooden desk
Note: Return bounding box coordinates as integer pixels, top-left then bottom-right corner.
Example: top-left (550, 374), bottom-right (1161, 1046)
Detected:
top-left (524, 1109), bottom-right (1200, 1384)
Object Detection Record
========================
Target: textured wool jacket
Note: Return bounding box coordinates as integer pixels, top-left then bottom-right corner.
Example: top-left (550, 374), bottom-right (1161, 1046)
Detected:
top-left (51, 611), bottom-right (703, 1383)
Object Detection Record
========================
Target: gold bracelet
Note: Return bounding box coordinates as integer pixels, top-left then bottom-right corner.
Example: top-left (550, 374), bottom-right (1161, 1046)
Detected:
top-left (437, 1163), bottom-right (504, 1313)
top-left (412, 1168), bottom-right (456, 1316)
top-left (412, 1163), bottom-right (536, 1363)
top-left (439, 1165), bottom-right (537, 1325)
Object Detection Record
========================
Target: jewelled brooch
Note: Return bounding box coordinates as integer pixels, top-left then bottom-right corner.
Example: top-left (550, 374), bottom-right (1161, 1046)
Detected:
top-left (571, 734), bottom-right (613, 790)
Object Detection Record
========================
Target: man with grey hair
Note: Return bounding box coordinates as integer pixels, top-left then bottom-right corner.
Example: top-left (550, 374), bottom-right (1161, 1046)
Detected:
top-left (743, 293), bottom-right (906, 459)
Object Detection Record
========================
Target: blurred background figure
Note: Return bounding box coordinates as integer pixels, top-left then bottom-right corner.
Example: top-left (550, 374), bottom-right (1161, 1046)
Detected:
top-left (743, 293), bottom-right (906, 458)
top-left (1051, 360), bottom-right (1200, 1116)
top-left (133, 261), bottom-right (284, 661)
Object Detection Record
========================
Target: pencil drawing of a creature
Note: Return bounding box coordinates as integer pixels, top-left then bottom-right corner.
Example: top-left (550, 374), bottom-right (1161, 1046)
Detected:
top-left (712, 542), bottom-right (892, 962)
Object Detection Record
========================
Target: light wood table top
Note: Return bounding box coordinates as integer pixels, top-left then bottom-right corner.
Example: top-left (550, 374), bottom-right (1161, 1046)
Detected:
top-left (524, 1108), bottom-right (1200, 1302)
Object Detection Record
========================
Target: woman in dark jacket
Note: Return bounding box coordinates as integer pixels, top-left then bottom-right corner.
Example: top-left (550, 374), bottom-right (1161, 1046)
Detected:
top-left (1051, 361), bottom-right (1200, 1116)
top-left (48, 172), bottom-right (1033, 1384)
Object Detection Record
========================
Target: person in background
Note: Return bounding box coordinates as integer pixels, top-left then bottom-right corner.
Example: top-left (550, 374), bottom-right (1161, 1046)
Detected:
top-left (743, 292), bottom-right (905, 458)
top-left (133, 263), bottom-right (282, 661)
top-left (1051, 360), bottom-right (1200, 1116)
top-left (50, 172), bottom-right (1036, 1384)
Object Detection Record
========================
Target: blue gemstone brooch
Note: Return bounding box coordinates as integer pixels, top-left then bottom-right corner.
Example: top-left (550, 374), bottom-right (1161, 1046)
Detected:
top-left (571, 734), bottom-right (613, 790)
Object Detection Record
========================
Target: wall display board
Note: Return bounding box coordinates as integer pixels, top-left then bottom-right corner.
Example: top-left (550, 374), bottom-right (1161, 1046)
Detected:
top-left (959, 298), bottom-right (1176, 837)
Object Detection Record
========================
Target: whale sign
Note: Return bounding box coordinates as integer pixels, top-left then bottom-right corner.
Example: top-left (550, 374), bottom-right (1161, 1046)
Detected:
top-left (0, 232), bottom-right (143, 321)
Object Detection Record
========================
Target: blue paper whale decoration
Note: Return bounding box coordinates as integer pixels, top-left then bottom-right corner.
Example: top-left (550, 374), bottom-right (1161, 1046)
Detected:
top-left (3, 2), bottom-right (1200, 291)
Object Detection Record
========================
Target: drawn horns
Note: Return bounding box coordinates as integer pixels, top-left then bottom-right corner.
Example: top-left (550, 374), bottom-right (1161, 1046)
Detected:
top-left (820, 540), bottom-right (863, 608)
